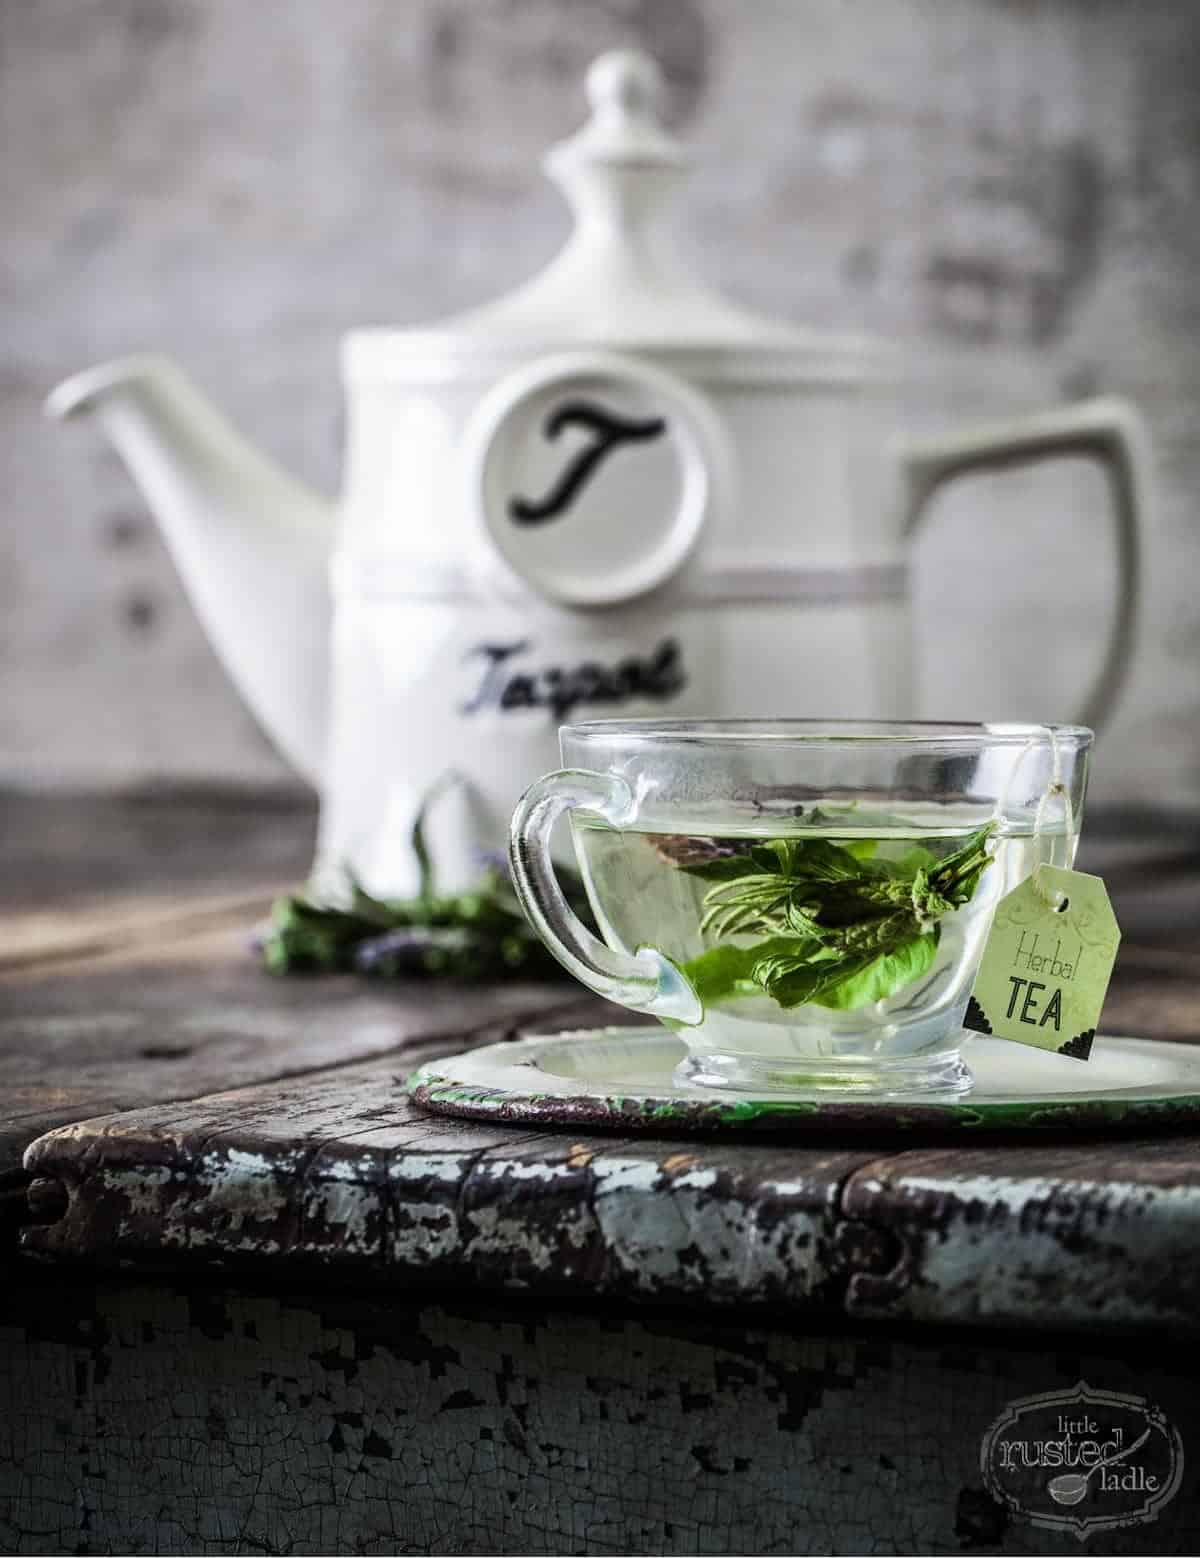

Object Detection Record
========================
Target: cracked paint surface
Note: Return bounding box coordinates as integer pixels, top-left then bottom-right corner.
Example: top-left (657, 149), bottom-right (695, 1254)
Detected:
top-left (1, 1276), bottom-right (1198, 1556)
top-left (21, 1051), bottom-right (867, 1312)
top-left (840, 1139), bottom-right (1200, 1332)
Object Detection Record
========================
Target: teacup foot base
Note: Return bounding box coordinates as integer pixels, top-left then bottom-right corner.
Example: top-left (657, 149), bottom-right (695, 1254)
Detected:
top-left (675, 1046), bottom-right (974, 1099)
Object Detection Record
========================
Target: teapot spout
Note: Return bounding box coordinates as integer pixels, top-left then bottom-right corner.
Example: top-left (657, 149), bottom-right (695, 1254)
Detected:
top-left (47, 356), bottom-right (333, 786)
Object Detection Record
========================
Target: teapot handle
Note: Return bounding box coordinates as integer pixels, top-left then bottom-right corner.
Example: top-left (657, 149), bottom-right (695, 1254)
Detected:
top-left (898, 396), bottom-right (1150, 732)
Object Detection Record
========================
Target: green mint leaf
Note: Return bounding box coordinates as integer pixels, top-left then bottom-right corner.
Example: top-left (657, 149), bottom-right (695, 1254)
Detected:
top-left (811, 930), bottom-right (940, 1010)
top-left (749, 940), bottom-right (837, 985)
top-left (927, 821), bottom-right (996, 901)
top-left (261, 894), bottom-right (379, 974)
top-left (698, 877), bottom-right (795, 938)
top-left (754, 944), bottom-right (857, 1008)
top-left (782, 900), bottom-right (827, 939)
top-left (680, 942), bottom-right (764, 1007)
top-left (810, 909), bottom-right (908, 958)
top-left (758, 838), bottom-right (865, 881)
top-left (794, 839), bottom-right (872, 880)
top-left (806, 877), bottom-right (913, 921)
top-left (682, 934), bottom-right (837, 1011)
top-left (749, 839), bottom-right (800, 875)
top-left (680, 853), bottom-right (760, 882)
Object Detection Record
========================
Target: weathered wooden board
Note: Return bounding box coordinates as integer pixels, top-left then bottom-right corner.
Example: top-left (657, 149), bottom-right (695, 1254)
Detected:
top-left (9, 916), bottom-right (1200, 1331)
top-left (20, 1033), bottom-right (880, 1312)
top-left (0, 928), bottom-right (580, 1193)
top-left (17, 1016), bottom-right (1200, 1334)
top-left (0, 788), bottom-right (585, 1200)
top-left (2, 1272), bottom-right (1198, 1556)
top-left (0, 886), bottom-right (278, 975)
top-left (841, 1136), bottom-right (1200, 1333)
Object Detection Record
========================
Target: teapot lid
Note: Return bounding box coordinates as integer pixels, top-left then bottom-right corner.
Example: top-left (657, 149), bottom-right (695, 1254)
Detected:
top-left (344, 51), bottom-right (884, 382)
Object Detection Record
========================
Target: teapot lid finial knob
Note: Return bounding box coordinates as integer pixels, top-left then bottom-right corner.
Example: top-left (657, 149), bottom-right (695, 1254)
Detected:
top-left (545, 48), bottom-right (688, 198)
top-left (585, 49), bottom-right (663, 123)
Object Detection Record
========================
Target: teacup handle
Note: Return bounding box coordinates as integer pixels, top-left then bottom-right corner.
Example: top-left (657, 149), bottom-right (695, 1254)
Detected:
top-left (509, 768), bottom-right (702, 1023)
top-left (899, 396), bottom-right (1149, 733)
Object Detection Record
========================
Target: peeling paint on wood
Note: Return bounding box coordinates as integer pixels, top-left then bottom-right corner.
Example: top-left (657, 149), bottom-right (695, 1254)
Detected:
top-left (840, 1138), bottom-right (1200, 1332)
top-left (19, 1045), bottom-right (871, 1313)
top-left (18, 1028), bottom-right (1200, 1335)
top-left (1, 1272), bottom-right (1199, 1555)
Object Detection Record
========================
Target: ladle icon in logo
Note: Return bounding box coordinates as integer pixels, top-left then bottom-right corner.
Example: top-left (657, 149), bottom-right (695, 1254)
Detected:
top-left (1047, 1426), bottom-right (1152, 1506)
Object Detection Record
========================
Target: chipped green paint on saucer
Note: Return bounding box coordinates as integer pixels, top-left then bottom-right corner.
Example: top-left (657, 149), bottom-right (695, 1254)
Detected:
top-left (408, 1029), bottom-right (1200, 1135)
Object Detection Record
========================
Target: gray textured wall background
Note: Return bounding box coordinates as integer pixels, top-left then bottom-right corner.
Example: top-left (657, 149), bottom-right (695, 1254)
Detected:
top-left (3, 0), bottom-right (1199, 810)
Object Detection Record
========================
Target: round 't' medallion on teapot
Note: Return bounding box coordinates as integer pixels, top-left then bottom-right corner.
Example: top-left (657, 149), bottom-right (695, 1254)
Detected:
top-left (463, 349), bottom-right (731, 608)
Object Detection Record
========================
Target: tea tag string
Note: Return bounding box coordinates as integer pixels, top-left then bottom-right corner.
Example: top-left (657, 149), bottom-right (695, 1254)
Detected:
top-left (1031, 725), bottom-right (1077, 910)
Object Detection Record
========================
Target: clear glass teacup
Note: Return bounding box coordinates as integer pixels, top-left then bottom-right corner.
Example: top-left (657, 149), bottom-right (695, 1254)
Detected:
top-left (509, 719), bottom-right (1092, 1097)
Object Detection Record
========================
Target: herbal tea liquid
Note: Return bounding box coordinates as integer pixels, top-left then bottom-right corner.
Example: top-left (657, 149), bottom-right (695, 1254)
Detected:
top-left (572, 804), bottom-right (1062, 1067)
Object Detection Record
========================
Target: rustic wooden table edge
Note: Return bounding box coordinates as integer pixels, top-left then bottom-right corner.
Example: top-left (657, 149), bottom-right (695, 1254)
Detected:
top-left (15, 994), bottom-right (1200, 1339)
top-left (7, 791), bottom-right (1200, 1343)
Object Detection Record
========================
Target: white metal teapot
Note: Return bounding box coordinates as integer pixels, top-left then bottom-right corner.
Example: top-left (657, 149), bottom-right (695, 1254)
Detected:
top-left (48, 51), bottom-right (1148, 896)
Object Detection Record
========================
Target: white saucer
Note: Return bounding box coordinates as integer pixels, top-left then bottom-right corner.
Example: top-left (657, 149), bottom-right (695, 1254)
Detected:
top-left (408, 1030), bottom-right (1200, 1133)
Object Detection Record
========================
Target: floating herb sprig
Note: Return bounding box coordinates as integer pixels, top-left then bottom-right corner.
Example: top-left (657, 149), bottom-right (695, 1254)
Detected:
top-left (675, 821), bottom-right (996, 1013)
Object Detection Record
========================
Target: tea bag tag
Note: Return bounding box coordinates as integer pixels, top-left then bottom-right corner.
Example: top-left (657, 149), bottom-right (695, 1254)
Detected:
top-left (965, 865), bottom-right (1120, 1061)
